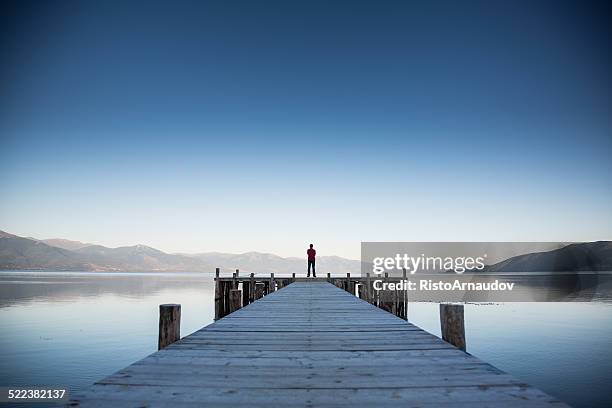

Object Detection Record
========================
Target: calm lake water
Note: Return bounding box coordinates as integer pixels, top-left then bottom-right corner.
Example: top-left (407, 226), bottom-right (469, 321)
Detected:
top-left (1, 272), bottom-right (611, 407)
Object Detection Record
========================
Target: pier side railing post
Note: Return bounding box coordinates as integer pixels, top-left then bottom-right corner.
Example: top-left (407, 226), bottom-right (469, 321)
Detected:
top-left (222, 280), bottom-right (231, 318)
top-left (158, 304), bottom-right (181, 350)
top-left (249, 273), bottom-right (255, 303)
top-left (269, 273), bottom-right (276, 293)
top-left (229, 289), bottom-right (242, 313)
top-left (214, 268), bottom-right (221, 320)
top-left (377, 272), bottom-right (392, 311)
top-left (440, 304), bottom-right (466, 351)
top-left (366, 273), bottom-right (371, 303)
top-left (255, 283), bottom-right (265, 299)
top-left (393, 279), bottom-right (399, 316)
top-left (402, 268), bottom-right (408, 321)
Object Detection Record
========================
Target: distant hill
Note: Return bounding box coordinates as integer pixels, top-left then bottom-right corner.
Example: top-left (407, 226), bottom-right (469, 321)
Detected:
top-left (484, 241), bottom-right (612, 272)
top-left (0, 230), bottom-right (360, 274)
top-left (38, 238), bottom-right (93, 251)
top-left (0, 231), bottom-right (93, 271)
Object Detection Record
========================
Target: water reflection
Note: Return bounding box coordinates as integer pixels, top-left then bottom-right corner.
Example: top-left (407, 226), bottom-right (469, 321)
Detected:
top-left (0, 272), bottom-right (611, 408)
top-left (0, 271), bottom-right (215, 408)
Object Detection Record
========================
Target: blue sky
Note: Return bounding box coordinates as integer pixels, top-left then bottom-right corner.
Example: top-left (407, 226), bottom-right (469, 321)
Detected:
top-left (1, 1), bottom-right (611, 258)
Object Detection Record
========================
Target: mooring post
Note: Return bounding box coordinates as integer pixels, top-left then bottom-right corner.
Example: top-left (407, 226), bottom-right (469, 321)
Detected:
top-left (255, 283), bottom-right (265, 300)
top-left (269, 273), bottom-right (275, 292)
top-left (382, 272), bottom-right (389, 307)
top-left (214, 268), bottom-right (221, 320)
top-left (292, 272), bottom-right (296, 282)
top-left (222, 280), bottom-right (231, 318)
top-left (393, 280), bottom-right (399, 316)
top-left (327, 272), bottom-right (331, 282)
top-left (158, 304), bottom-right (181, 350)
top-left (234, 269), bottom-right (239, 289)
top-left (229, 289), bottom-right (242, 313)
top-left (440, 304), bottom-right (466, 351)
top-left (376, 272), bottom-right (390, 311)
top-left (249, 273), bottom-right (255, 303)
top-left (366, 273), bottom-right (371, 303)
top-left (402, 268), bottom-right (408, 320)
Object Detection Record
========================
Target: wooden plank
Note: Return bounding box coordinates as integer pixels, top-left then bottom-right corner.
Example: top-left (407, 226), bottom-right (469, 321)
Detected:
top-left (71, 281), bottom-right (569, 407)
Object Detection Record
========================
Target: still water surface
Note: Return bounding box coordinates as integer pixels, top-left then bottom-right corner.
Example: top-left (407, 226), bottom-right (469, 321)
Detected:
top-left (0, 272), bottom-right (611, 407)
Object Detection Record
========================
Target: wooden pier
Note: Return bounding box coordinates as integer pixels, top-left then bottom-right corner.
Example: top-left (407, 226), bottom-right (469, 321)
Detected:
top-left (70, 278), bottom-right (568, 407)
top-left (214, 270), bottom-right (409, 321)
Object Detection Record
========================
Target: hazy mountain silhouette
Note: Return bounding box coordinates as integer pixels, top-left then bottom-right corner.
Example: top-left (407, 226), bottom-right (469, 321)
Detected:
top-left (38, 238), bottom-right (93, 251)
top-left (0, 230), bottom-right (359, 274)
top-left (483, 241), bottom-right (612, 272)
top-left (0, 231), bottom-right (94, 270)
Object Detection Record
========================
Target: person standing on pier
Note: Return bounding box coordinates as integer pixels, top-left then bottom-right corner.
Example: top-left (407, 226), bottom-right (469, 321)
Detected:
top-left (307, 244), bottom-right (317, 277)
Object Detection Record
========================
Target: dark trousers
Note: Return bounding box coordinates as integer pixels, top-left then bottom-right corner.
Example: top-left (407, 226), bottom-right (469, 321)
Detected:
top-left (307, 260), bottom-right (316, 277)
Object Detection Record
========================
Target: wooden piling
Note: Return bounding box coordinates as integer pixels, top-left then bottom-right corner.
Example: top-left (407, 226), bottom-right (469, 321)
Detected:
top-left (214, 268), bottom-right (221, 320)
top-left (222, 280), bottom-right (231, 318)
top-left (229, 289), bottom-right (242, 313)
top-left (255, 283), bottom-right (265, 300)
top-left (440, 304), bottom-right (466, 351)
top-left (249, 273), bottom-right (255, 303)
top-left (158, 304), bottom-right (180, 350)
top-left (365, 273), bottom-right (371, 303)
top-left (269, 273), bottom-right (275, 292)
top-left (392, 281), bottom-right (399, 316)
top-left (379, 291), bottom-right (393, 313)
top-left (402, 268), bottom-right (408, 321)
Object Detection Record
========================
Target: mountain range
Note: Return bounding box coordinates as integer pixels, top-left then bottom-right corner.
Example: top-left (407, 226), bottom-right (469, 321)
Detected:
top-left (482, 241), bottom-right (612, 272)
top-left (2, 230), bottom-right (610, 274)
top-left (0, 230), bottom-right (360, 274)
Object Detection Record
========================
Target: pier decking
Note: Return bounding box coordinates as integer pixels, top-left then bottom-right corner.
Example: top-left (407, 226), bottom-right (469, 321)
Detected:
top-left (70, 281), bottom-right (567, 407)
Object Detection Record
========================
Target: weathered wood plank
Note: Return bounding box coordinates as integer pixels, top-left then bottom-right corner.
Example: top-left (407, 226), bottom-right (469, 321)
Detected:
top-left (71, 384), bottom-right (564, 407)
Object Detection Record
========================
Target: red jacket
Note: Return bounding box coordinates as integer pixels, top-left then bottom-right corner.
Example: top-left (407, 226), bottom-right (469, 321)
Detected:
top-left (307, 248), bottom-right (316, 261)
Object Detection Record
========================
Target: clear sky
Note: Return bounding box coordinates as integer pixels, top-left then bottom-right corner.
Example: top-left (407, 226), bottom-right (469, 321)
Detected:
top-left (1, 1), bottom-right (611, 259)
